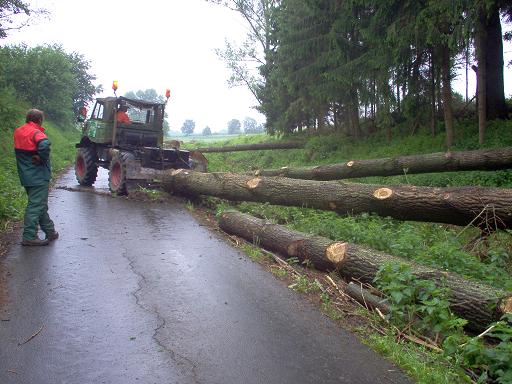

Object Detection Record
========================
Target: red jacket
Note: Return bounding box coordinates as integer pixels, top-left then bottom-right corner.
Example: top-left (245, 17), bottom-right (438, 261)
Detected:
top-left (14, 122), bottom-right (47, 151)
top-left (116, 111), bottom-right (131, 124)
top-left (13, 122), bottom-right (52, 186)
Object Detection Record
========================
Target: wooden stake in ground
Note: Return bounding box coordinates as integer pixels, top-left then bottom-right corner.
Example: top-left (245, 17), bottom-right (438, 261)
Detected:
top-left (253, 147), bottom-right (512, 180)
top-left (162, 170), bottom-right (512, 229)
top-left (218, 210), bottom-right (512, 331)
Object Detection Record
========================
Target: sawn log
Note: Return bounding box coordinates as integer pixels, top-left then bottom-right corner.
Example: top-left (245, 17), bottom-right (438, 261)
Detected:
top-left (253, 147), bottom-right (512, 180)
top-left (162, 170), bottom-right (512, 228)
top-left (218, 210), bottom-right (512, 331)
top-left (194, 141), bottom-right (304, 153)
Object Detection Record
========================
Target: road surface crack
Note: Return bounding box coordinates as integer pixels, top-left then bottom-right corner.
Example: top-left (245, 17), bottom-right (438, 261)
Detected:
top-left (122, 248), bottom-right (200, 384)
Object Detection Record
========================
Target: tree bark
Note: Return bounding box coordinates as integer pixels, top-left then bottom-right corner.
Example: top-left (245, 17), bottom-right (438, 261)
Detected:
top-left (476, 6), bottom-right (487, 144)
top-left (218, 210), bottom-right (512, 331)
top-left (441, 43), bottom-right (454, 148)
top-left (483, 4), bottom-right (508, 120)
top-left (253, 146), bottom-right (512, 180)
top-left (430, 48), bottom-right (437, 137)
top-left (349, 86), bottom-right (360, 139)
top-left (192, 141), bottom-right (304, 153)
top-left (162, 169), bottom-right (512, 228)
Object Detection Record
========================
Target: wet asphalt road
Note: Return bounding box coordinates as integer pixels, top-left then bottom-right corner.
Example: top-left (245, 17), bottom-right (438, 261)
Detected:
top-left (0, 169), bottom-right (412, 384)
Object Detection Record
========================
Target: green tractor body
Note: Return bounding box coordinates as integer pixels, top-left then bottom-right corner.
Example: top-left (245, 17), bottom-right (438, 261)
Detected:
top-left (75, 96), bottom-right (193, 194)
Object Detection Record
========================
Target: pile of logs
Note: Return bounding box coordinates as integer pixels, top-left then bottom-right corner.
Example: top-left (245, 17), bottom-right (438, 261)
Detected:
top-left (157, 145), bottom-right (512, 331)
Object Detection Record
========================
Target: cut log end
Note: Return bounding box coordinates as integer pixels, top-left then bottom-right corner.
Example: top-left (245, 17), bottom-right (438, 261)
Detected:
top-left (246, 178), bottom-right (261, 189)
top-left (500, 297), bottom-right (512, 314)
top-left (373, 187), bottom-right (393, 200)
top-left (171, 169), bottom-right (185, 176)
top-left (280, 166), bottom-right (289, 170)
top-left (254, 170), bottom-right (261, 176)
top-left (347, 161), bottom-right (355, 167)
top-left (325, 242), bottom-right (347, 266)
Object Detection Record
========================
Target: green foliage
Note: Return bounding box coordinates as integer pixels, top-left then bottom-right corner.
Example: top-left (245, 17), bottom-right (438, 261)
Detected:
top-left (216, 0), bottom-right (508, 142)
top-left (376, 263), bottom-right (512, 382)
top-left (453, 316), bottom-right (512, 384)
top-left (0, 44), bottom-right (98, 125)
top-left (375, 263), bottom-right (467, 336)
top-left (0, 86), bottom-right (28, 133)
top-left (243, 117), bottom-right (259, 133)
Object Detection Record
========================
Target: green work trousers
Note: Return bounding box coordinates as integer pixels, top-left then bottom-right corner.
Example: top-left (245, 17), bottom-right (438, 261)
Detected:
top-left (23, 183), bottom-right (55, 241)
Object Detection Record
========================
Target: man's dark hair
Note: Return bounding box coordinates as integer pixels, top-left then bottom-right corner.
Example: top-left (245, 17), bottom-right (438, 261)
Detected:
top-left (26, 109), bottom-right (44, 124)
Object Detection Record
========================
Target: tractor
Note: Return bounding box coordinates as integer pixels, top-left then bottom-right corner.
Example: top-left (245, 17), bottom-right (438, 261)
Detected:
top-left (74, 94), bottom-right (203, 195)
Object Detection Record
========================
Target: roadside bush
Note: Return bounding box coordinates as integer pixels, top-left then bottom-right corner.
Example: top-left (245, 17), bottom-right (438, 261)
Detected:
top-left (376, 263), bottom-right (512, 383)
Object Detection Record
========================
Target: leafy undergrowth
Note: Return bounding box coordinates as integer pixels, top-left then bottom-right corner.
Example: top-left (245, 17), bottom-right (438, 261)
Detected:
top-left (0, 122), bottom-right (79, 228)
top-left (189, 120), bottom-right (512, 382)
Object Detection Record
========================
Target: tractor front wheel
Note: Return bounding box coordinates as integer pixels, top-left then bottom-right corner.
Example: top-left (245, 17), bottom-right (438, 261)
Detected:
top-left (75, 147), bottom-right (98, 186)
top-left (109, 151), bottom-right (134, 195)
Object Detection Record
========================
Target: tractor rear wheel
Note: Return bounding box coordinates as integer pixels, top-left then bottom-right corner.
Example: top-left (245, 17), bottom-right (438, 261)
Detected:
top-left (109, 151), bottom-right (134, 195)
top-left (75, 147), bottom-right (98, 186)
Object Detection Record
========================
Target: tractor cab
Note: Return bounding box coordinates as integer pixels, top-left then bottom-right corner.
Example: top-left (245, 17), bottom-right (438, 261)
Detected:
top-left (75, 93), bottom-right (204, 195)
top-left (85, 96), bottom-right (165, 148)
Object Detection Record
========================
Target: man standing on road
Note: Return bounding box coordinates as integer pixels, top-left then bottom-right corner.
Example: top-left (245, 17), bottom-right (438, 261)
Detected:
top-left (13, 109), bottom-right (59, 246)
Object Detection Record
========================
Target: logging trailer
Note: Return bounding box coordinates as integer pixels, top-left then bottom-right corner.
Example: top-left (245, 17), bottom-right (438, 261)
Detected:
top-left (74, 93), bottom-right (206, 195)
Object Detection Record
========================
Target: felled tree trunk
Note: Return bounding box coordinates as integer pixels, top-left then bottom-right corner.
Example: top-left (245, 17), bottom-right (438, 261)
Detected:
top-left (162, 169), bottom-right (512, 229)
top-left (252, 147), bottom-right (512, 180)
top-left (193, 141), bottom-right (304, 153)
top-left (218, 210), bottom-right (512, 331)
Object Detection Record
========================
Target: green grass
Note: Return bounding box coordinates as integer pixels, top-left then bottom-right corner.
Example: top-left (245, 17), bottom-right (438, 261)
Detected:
top-left (362, 332), bottom-right (470, 383)
top-left (0, 121), bottom-right (79, 227)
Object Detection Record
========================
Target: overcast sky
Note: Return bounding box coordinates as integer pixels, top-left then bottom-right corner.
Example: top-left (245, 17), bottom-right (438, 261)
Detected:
top-left (4, 1), bottom-right (512, 134)
top-left (4, 0), bottom-right (264, 133)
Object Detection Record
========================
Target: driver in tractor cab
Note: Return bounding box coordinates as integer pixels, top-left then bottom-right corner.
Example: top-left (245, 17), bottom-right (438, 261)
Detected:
top-left (116, 105), bottom-right (131, 124)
